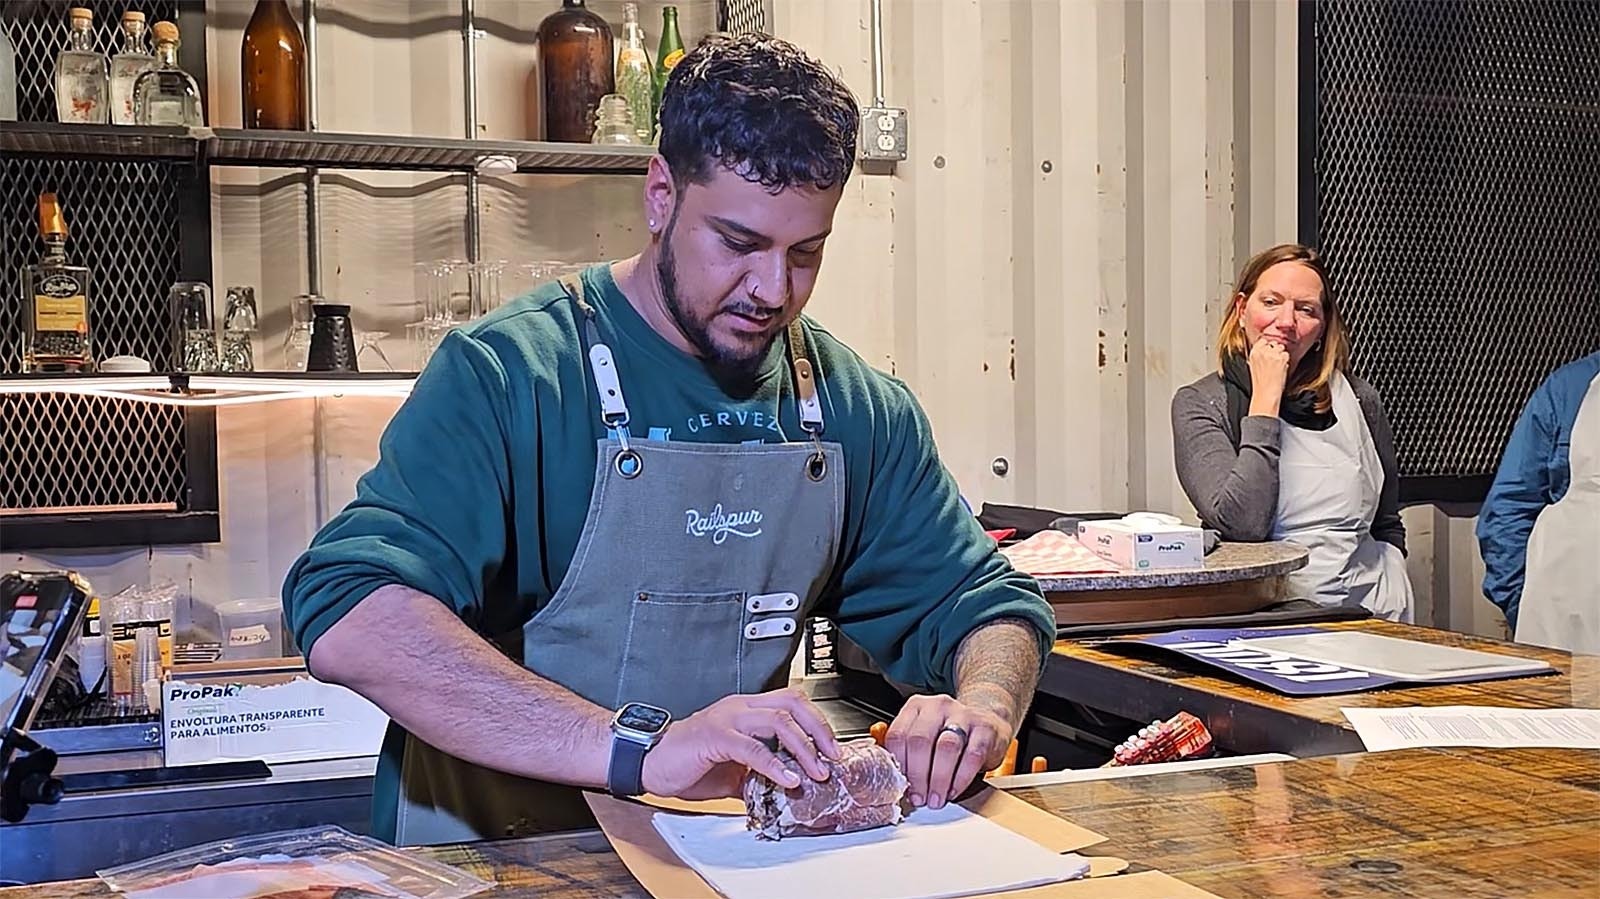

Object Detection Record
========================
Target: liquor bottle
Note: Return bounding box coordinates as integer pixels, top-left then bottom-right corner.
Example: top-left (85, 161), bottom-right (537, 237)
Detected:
top-left (537, 0), bottom-right (615, 143)
top-left (109, 11), bottom-right (157, 126)
top-left (615, 3), bottom-right (654, 144)
top-left (55, 8), bottom-right (108, 124)
top-left (23, 193), bottom-right (95, 373)
top-left (1, 27), bottom-right (17, 121)
top-left (133, 21), bottom-right (203, 126)
top-left (652, 6), bottom-right (684, 116)
top-left (241, 0), bottom-right (308, 130)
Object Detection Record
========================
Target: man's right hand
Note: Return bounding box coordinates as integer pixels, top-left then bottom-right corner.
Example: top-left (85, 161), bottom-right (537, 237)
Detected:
top-left (1247, 338), bottom-right (1291, 417)
top-left (640, 689), bottom-right (841, 800)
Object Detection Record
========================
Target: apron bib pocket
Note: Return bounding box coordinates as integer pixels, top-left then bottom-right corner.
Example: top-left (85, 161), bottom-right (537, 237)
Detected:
top-left (618, 589), bottom-right (746, 711)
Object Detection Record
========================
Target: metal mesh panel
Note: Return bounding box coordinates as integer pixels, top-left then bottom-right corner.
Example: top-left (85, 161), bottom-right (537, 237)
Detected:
top-left (2, 394), bottom-right (186, 511)
top-left (3, 158), bottom-right (183, 371)
top-left (1312, 0), bottom-right (1600, 482)
top-left (717, 0), bottom-right (767, 35)
top-left (3, 0), bottom-right (190, 515)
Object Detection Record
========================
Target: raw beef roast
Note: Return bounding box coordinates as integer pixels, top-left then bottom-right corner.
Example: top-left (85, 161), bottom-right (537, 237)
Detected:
top-left (742, 737), bottom-right (910, 839)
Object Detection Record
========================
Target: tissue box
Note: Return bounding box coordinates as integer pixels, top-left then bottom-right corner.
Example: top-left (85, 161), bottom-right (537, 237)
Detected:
top-left (1077, 518), bottom-right (1204, 571)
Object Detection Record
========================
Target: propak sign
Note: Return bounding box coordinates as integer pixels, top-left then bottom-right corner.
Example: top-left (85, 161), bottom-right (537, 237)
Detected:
top-left (162, 676), bottom-right (388, 766)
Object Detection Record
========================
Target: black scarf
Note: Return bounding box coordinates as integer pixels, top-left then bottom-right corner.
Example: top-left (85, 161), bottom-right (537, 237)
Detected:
top-left (1221, 351), bottom-right (1335, 446)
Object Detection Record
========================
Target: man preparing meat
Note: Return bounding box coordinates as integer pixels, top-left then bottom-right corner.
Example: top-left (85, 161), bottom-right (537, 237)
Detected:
top-left (281, 33), bottom-right (1054, 847)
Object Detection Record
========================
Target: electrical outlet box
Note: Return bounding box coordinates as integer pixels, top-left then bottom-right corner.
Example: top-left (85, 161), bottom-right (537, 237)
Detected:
top-left (859, 105), bottom-right (908, 162)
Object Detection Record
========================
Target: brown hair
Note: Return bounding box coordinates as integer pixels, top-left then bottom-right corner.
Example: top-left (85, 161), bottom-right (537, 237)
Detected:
top-left (1216, 243), bottom-right (1351, 413)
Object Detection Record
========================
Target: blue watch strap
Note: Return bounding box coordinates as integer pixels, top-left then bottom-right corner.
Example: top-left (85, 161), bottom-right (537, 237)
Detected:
top-left (608, 735), bottom-right (649, 797)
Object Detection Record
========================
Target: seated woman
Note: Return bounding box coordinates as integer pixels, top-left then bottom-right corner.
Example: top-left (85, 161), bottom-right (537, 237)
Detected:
top-left (1170, 244), bottom-right (1413, 621)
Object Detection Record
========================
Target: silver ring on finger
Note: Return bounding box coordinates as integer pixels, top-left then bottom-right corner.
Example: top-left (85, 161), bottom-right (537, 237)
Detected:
top-left (939, 724), bottom-right (969, 742)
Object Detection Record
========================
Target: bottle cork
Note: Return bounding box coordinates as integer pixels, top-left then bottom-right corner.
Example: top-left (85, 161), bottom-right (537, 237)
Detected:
top-left (38, 193), bottom-right (68, 239)
top-left (151, 21), bottom-right (180, 43)
top-left (69, 7), bottom-right (93, 22)
top-left (122, 11), bottom-right (146, 23)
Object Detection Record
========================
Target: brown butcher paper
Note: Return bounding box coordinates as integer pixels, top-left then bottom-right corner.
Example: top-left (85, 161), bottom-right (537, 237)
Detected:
top-left (587, 788), bottom-right (1222, 899)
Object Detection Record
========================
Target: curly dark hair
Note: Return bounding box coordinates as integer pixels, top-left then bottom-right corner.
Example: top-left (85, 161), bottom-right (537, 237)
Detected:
top-left (658, 32), bottom-right (859, 193)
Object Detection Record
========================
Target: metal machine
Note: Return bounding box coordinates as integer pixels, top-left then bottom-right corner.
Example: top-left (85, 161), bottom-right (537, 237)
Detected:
top-left (0, 570), bottom-right (90, 825)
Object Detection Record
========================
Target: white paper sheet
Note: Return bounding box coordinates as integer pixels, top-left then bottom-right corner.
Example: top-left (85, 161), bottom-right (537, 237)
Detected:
top-left (652, 803), bottom-right (1090, 899)
top-left (1342, 706), bottom-right (1600, 751)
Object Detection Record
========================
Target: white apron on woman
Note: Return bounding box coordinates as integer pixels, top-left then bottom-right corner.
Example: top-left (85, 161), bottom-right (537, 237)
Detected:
top-left (1273, 373), bottom-right (1414, 621)
top-left (1515, 371), bottom-right (1600, 654)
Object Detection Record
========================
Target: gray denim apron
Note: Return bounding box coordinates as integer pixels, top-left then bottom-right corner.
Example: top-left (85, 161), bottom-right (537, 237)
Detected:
top-left (393, 275), bottom-right (845, 845)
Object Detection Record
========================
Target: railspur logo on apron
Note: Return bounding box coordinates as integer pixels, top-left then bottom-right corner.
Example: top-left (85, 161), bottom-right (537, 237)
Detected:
top-left (684, 503), bottom-right (765, 544)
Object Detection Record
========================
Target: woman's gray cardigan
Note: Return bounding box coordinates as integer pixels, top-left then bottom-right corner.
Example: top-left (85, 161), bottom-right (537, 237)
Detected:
top-left (1169, 372), bottom-right (1406, 555)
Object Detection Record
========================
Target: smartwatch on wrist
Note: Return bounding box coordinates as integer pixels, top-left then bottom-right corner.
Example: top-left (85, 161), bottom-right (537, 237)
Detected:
top-left (608, 701), bottom-right (672, 797)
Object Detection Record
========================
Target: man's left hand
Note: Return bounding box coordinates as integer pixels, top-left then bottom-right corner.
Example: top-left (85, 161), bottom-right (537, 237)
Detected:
top-left (884, 694), bottom-right (1013, 810)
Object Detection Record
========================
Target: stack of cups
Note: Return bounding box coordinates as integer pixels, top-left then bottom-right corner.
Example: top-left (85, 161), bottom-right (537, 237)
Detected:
top-left (132, 626), bottom-right (162, 713)
top-left (78, 632), bottom-right (109, 697)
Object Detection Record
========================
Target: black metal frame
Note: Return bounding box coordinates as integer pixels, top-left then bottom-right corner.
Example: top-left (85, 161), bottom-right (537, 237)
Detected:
top-left (0, 0), bottom-right (220, 551)
top-left (1296, 0), bottom-right (1319, 249)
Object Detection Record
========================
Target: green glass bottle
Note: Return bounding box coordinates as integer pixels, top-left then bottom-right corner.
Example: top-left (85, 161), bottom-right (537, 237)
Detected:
top-left (652, 6), bottom-right (684, 121)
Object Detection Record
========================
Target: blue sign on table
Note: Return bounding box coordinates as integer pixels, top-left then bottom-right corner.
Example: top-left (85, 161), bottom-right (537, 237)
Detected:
top-left (1104, 626), bottom-right (1553, 696)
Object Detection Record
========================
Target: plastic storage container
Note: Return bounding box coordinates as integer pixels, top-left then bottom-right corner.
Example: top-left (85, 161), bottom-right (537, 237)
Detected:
top-left (97, 825), bottom-right (491, 899)
top-left (188, 596), bottom-right (286, 660)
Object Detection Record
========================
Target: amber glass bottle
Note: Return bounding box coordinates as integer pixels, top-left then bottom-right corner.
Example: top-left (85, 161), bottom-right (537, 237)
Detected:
top-left (539, 0), bottom-right (615, 143)
top-left (241, 0), bottom-right (307, 130)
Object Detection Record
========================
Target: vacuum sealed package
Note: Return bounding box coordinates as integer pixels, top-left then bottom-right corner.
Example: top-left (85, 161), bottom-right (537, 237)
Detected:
top-left (95, 826), bottom-right (492, 899)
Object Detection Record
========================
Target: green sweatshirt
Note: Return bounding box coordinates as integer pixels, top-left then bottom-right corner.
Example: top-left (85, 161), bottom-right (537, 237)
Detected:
top-left (281, 263), bottom-right (1053, 829)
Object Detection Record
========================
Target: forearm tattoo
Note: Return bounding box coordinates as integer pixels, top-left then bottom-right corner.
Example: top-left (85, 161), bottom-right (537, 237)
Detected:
top-left (953, 617), bottom-right (1043, 732)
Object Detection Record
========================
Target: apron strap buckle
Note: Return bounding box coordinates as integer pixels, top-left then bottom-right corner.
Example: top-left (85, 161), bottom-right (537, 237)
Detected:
top-left (806, 447), bottom-right (827, 482)
top-left (604, 411), bottom-right (632, 450)
top-left (615, 447), bottom-right (643, 479)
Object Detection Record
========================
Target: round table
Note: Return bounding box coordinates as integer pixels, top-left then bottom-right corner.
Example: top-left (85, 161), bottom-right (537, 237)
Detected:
top-left (1035, 540), bottom-right (1310, 625)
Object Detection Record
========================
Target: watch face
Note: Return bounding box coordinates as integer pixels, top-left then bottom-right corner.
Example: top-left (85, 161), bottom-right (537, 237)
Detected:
top-left (618, 703), bottom-right (670, 733)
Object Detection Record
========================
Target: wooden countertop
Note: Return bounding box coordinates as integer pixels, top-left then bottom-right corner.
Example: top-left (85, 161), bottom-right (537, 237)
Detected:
top-left (1010, 747), bottom-right (1600, 897)
top-left (13, 748), bottom-right (1598, 898)
top-left (1041, 619), bottom-right (1597, 756)
top-left (1035, 540), bottom-right (1309, 593)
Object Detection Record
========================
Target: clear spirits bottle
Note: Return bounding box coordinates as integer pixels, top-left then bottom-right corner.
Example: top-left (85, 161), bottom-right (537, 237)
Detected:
top-left (22, 193), bottom-right (95, 373)
top-left (109, 11), bottom-right (157, 126)
top-left (615, 3), bottom-right (654, 144)
top-left (133, 21), bottom-right (203, 127)
top-left (55, 8), bottom-right (108, 124)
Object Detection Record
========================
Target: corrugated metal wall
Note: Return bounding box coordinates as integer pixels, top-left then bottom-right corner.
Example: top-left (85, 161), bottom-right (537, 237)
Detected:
top-left (14, 0), bottom-right (1502, 637)
top-left (782, 0), bottom-right (1299, 516)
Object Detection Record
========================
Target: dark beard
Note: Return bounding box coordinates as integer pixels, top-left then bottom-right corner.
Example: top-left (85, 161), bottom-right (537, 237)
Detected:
top-left (657, 215), bottom-right (776, 389)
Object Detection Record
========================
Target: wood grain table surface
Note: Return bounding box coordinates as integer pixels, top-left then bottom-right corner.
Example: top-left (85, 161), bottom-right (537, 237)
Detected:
top-left (12, 747), bottom-right (1597, 899)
